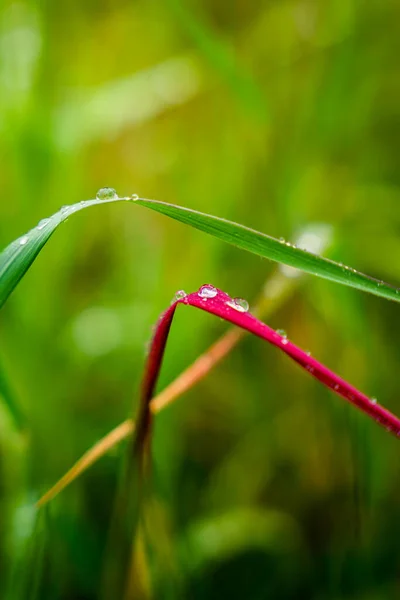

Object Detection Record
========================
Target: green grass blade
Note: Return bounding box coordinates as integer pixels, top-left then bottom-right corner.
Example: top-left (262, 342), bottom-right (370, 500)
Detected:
top-left (0, 358), bottom-right (26, 430)
top-left (1, 195), bottom-right (399, 312)
top-left (0, 196), bottom-right (131, 309)
top-left (135, 198), bottom-right (400, 303)
top-left (166, 0), bottom-right (267, 121)
top-left (5, 504), bottom-right (48, 600)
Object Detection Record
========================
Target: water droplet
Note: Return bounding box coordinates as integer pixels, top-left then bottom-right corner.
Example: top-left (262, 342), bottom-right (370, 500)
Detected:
top-left (371, 397), bottom-right (377, 404)
top-left (276, 329), bottom-right (287, 338)
top-left (37, 218), bottom-right (50, 230)
top-left (60, 205), bottom-right (69, 213)
top-left (334, 384), bottom-right (340, 391)
top-left (198, 285), bottom-right (217, 299)
top-left (279, 237), bottom-right (285, 243)
top-left (19, 236), bottom-right (28, 245)
top-left (305, 350), bottom-right (311, 356)
top-left (96, 187), bottom-right (118, 200)
top-left (131, 193), bottom-right (139, 200)
top-left (173, 290), bottom-right (187, 301)
top-left (226, 297), bottom-right (249, 313)
top-left (306, 365), bottom-right (314, 373)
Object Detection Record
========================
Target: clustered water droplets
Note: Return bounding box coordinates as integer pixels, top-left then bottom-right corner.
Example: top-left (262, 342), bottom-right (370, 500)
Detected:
top-left (96, 187), bottom-right (118, 200)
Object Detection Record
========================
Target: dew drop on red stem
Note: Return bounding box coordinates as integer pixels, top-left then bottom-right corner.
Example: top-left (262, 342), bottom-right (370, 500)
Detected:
top-left (173, 290), bottom-right (187, 301)
top-left (226, 297), bottom-right (249, 313)
top-left (198, 285), bottom-right (217, 299)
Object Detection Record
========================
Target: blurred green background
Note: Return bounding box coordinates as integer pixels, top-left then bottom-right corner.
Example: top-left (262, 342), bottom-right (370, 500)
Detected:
top-left (1, 0), bottom-right (400, 598)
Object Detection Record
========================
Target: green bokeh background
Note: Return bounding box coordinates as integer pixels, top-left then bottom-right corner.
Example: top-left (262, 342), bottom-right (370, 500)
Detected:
top-left (1, 0), bottom-right (400, 598)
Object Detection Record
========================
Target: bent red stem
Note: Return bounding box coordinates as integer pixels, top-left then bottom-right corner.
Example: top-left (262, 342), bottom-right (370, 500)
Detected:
top-left (133, 302), bottom-right (177, 458)
top-left (142, 286), bottom-right (400, 438)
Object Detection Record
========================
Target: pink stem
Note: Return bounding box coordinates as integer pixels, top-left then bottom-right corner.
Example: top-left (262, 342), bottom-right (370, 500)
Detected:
top-left (140, 286), bottom-right (400, 439)
top-left (133, 303), bottom-right (177, 454)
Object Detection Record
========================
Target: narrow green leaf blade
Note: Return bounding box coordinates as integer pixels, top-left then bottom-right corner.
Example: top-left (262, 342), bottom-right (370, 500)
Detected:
top-left (0, 197), bottom-right (131, 309)
top-left (135, 198), bottom-right (400, 303)
top-left (5, 503), bottom-right (49, 600)
top-left (0, 358), bottom-right (26, 430)
top-left (1, 195), bottom-right (399, 311)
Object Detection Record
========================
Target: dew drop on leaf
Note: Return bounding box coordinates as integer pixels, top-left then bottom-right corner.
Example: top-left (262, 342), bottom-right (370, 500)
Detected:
top-left (371, 397), bottom-right (377, 404)
top-left (276, 329), bottom-right (287, 338)
top-left (198, 285), bottom-right (217, 299)
top-left (226, 297), bottom-right (249, 313)
top-left (173, 290), bottom-right (187, 301)
top-left (19, 236), bottom-right (29, 245)
top-left (96, 187), bottom-right (118, 200)
top-left (37, 218), bottom-right (50, 230)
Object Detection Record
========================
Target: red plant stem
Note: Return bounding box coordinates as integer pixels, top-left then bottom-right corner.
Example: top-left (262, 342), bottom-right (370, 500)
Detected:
top-left (141, 286), bottom-right (400, 438)
top-left (133, 303), bottom-right (177, 456)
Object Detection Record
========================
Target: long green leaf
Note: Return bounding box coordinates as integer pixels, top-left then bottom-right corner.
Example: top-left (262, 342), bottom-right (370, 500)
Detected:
top-left (0, 196), bottom-right (131, 309)
top-left (1, 195), bottom-right (399, 311)
top-left (135, 198), bottom-right (400, 303)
